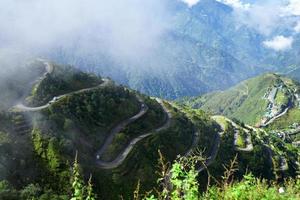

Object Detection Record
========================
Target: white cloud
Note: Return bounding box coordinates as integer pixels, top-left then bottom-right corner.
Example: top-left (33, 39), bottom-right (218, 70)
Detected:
top-left (0, 0), bottom-right (171, 63)
top-left (181, 0), bottom-right (200, 7)
top-left (286, 0), bottom-right (300, 16)
top-left (235, 2), bottom-right (285, 35)
top-left (263, 35), bottom-right (294, 51)
top-left (217, 0), bottom-right (300, 35)
top-left (216, 0), bottom-right (250, 10)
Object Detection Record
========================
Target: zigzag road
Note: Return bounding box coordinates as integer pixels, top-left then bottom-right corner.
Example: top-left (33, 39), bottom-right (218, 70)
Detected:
top-left (96, 98), bottom-right (172, 169)
top-left (13, 60), bottom-right (110, 112)
top-left (12, 60), bottom-right (175, 169)
top-left (197, 118), bottom-right (224, 173)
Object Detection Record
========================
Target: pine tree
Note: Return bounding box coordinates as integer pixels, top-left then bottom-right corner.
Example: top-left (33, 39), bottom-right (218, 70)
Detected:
top-left (86, 174), bottom-right (96, 200)
top-left (71, 151), bottom-right (85, 200)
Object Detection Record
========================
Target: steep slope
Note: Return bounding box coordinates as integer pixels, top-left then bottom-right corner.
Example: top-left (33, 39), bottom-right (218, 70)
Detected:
top-left (184, 73), bottom-right (300, 126)
top-left (0, 60), bottom-right (219, 199)
top-left (1, 60), bottom-right (299, 199)
top-left (183, 73), bottom-right (300, 180)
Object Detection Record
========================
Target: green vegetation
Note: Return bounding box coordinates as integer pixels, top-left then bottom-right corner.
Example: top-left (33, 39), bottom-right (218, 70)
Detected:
top-left (172, 104), bottom-right (219, 155)
top-left (71, 153), bottom-right (96, 200)
top-left (47, 83), bottom-right (139, 133)
top-left (142, 154), bottom-right (300, 200)
top-left (274, 89), bottom-right (289, 107)
top-left (94, 102), bottom-right (197, 199)
top-left (236, 132), bottom-right (246, 148)
top-left (268, 108), bottom-right (300, 130)
top-left (27, 63), bottom-right (103, 106)
top-left (101, 97), bottom-right (165, 161)
top-left (0, 62), bottom-right (299, 199)
top-left (183, 73), bottom-right (299, 125)
top-left (182, 73), bottom-right (279, 125)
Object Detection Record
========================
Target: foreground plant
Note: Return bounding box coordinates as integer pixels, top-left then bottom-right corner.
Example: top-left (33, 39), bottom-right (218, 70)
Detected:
top-left (139, 151), bottom-right (299, 200)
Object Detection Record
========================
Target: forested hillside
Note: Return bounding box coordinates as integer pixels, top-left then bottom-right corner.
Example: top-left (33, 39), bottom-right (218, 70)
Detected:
top-left (0, 61), bottom-right (299, 199)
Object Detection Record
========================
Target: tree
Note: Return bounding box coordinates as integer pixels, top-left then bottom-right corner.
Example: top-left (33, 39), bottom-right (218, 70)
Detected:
top-left (71, 152), bottom-right (96, 200)
top-left (86, 175), bottom-right (96, 200)
top-left (71, 152), bottom-right (85, 200)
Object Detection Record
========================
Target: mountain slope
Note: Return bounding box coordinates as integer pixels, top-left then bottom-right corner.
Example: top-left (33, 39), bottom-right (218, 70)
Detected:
top-left (184, 73), bottom-right (300, 126)
top-left (46, 0), bottom-right (278, 99)
top-left (0, 60), bottom-right (218, 199)
top-left (1, 61), bottom-right (299, 199)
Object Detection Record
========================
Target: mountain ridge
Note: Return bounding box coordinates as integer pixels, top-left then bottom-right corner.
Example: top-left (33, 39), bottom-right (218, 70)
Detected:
top-left (0, 60), bottom-right (299, 199)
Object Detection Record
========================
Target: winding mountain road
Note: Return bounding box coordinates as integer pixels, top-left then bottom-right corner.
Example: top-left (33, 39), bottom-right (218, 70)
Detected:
top-left (96, 96), bottom-right (149, 160)
top-left (197, 116), bottom-right (256, 173)
top-left (260, 107), bottom-right (289, 127)
top-left (264, 145), bottom-right (289, 172)
top-left (232, 122), bottom-right (253, 152)
top-left (13, 59), bottom-right (110, 112)
top-left (12, 59), bottom-right (175, 169)
top-left (184, 131), bottom-right (200, 157)
top-left (197, 123), bottom-right (223, 173)
top-left (96, 98), bottom-right (172, 169)
top-left (218, 117), bottom-right (254, 152)
top-left (14, 79), bottom-right (110, 112)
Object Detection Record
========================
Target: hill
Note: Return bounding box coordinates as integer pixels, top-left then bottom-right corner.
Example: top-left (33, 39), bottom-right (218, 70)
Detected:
top-left (184, 73), bottom-right (300, 126)
top-left (0, 61), bottom-right (299, 199)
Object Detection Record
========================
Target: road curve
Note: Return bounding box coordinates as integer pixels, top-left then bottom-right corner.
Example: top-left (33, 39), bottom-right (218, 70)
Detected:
top-left (224, 118), bottom-right (254, 152)
top-left (96, 96), bottom-right (149, 160)
top-left (13, 60), bottom-right (172, 170)
top-left (232, 122), bottom-right (253, 152)
top-left (184, 131), bottom-right (200, 157)
top-left (96, 98), bottom-right (172, 169)
top-left (233, 129), bottom-right (253, 152)
top-left (197, 116), bottom-right (225, 173)
top-left (13, 71), bottom-right (110, 112)
top-left (197, 130), bottom-right (222, 173)
top-left (264, 145), bottom-right (289, 172)
top-left (260, 107), bottom-right (289, 127)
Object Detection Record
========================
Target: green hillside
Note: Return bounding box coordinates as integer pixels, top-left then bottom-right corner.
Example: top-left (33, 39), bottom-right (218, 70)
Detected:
top-left (184, 73), bottom-right (300, 126)
top-left (0, 61), bottom-right (299, 199)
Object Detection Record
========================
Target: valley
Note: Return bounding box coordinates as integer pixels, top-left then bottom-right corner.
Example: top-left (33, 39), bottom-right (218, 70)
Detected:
top-left (0, 0), bottom-right (300, 199)
top-left (0, 60), bottom-right (298, 199)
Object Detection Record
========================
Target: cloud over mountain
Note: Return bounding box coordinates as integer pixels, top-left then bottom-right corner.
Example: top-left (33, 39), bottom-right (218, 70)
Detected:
top-left (0, 0), bottom-right (171, 63)
top-left (181, 0), bottom-right (200, 7)
top-left (263, 35), bottom-right (294, 51)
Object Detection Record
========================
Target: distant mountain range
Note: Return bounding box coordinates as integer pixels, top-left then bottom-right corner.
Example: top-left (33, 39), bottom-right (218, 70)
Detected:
top-left (44, 0), bottom-right (300, 99)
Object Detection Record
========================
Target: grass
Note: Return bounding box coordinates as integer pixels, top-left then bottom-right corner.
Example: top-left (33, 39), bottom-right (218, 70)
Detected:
top-left (184, 73), bottom-right (278, 125)
top-left (211, 115), bottom-right (228, 130)
top-left (236, 133), bottom-right (246, 148)
top-left (274, 89), bottom-right (289, 106)
top-left (268, 108), bottom-right (300, 130)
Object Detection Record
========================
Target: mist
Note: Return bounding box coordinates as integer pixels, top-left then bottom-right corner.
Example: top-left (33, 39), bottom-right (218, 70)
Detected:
top-left (0, 0), bottom-right (172, 69)
top-left (229, 0), bottom-right (297, 35)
